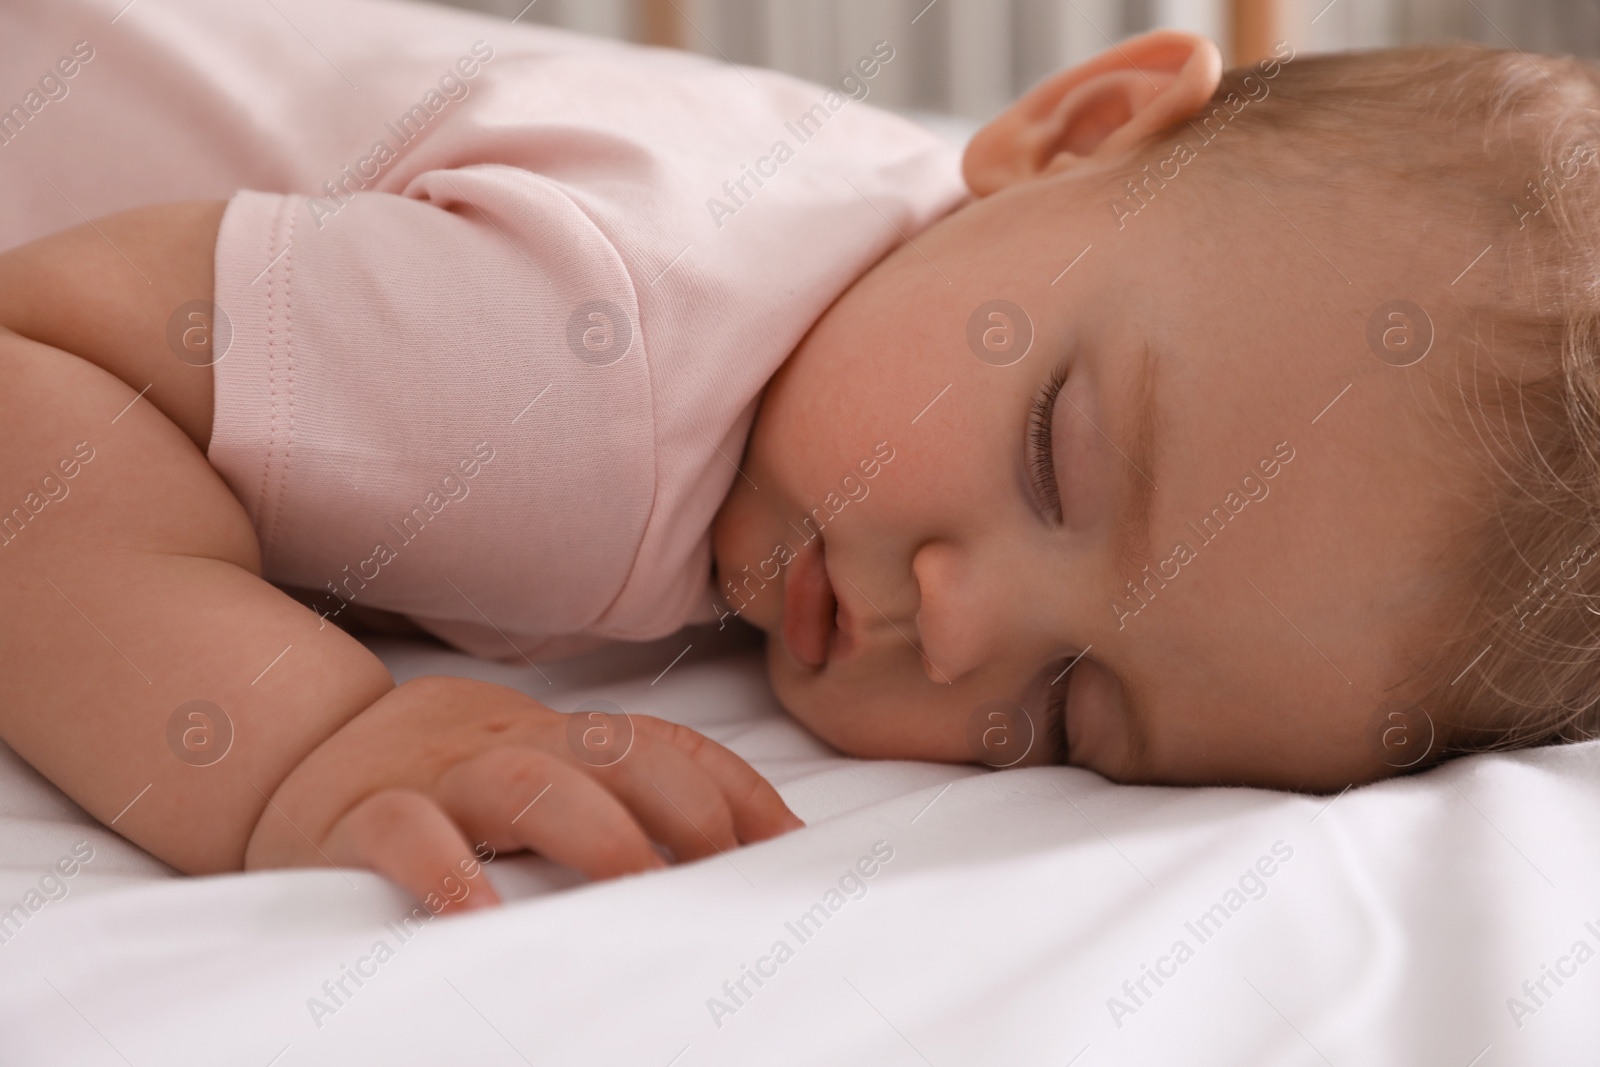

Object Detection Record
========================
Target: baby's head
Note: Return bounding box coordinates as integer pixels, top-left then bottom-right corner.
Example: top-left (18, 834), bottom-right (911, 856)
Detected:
top-left (711, 30), bottom-right (1600, 791)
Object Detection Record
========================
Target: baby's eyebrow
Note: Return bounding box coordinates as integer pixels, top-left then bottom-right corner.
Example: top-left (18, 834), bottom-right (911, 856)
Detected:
top-left (1113, 340), bottom-right (1161, 578)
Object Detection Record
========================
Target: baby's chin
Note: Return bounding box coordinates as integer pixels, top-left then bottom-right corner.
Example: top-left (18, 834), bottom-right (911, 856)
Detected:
top-left (759, 637), bottom-right (834, 740)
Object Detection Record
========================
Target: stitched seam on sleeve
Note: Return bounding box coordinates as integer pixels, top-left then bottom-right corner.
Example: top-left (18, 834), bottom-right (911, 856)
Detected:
top-left (254, 197), bottom-right (293, 559)
top-left (266, 206), bottom-right (298, 554)
top-left (255, 204), bottom-right (281, 528)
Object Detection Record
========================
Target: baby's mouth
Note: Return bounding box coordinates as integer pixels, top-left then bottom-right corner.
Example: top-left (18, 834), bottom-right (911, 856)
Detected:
top-left (782, 535), bottom-right (837, 669)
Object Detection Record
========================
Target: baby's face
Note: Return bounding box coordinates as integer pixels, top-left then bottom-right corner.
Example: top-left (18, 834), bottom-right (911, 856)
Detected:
top-left (713, 148), bottom-right (1480, 792)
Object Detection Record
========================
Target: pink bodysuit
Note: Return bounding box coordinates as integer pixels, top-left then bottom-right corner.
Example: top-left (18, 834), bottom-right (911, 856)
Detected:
top-left (0, 0), bottom-right (966, 661)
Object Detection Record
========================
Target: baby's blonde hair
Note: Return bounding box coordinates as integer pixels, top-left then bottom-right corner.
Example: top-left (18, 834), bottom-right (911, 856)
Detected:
top-left (1122, 43), bottom-right (1600, 761)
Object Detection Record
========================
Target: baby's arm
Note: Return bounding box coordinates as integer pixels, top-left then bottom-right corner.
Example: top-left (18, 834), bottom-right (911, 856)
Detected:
top-left (0, 202), bottom-right (798, 909)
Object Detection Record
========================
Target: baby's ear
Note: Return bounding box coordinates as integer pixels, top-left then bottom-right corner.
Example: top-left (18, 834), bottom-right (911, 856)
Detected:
top-left (962, 29), bottom-right (1222, 197)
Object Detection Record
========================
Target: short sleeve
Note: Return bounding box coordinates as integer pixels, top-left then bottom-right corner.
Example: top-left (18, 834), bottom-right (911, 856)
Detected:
top-left (208, 169), bottom-right (658, 657)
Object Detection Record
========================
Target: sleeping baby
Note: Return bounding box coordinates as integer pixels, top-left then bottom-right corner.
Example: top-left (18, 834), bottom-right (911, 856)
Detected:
top-left (1, 0), bottom-right (1596, 913)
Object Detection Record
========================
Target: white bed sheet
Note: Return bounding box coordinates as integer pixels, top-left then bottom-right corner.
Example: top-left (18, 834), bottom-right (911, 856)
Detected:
top-left (1, 623), bottom-right (1597, 1065)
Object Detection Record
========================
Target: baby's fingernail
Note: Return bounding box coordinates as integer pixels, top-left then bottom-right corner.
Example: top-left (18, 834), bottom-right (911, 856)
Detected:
top-left (782, 812), bottom-right (806, 831)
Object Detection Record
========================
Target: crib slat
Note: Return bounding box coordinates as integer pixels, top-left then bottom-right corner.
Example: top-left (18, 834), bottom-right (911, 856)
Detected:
top-left (1054, 0), bottom-right (1123, 67)
top-left (835, 0), bottom-right (915, 108)
top-left (639, 0), bottom-right (683, 47)
top-left (764, 0), bottom-right (836, 84)
top-left (946, 0), bottom-right (1014, 119)
top-left (1229, 0), bottom-right (1281, 65)
top-left (550, 0), bottom-right (627, 39)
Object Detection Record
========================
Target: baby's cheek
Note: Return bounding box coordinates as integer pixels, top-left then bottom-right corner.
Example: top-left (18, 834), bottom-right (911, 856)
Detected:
top-left (762, 643), bottom-right (895, 756)
top-left (1063, 659), bottom-right (1136, 779)
top-left (767, 646), bottom-right (989, 763)
top-left (764, 642), bottom-right (829, 730)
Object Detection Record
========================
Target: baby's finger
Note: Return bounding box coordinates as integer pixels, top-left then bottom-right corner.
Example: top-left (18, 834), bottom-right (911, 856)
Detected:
top-left (324, 788), bottom-right (499, 915)
top-left (590, 740), bottom-right (742, 864)
top-left (432, 748), bottom-right (666, 881)
top-left (632, 716), bottom-right (804, 842)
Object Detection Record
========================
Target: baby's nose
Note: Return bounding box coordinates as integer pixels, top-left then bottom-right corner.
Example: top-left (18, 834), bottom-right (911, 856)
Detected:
top-left (911, 540), bottom-right (1014, 685)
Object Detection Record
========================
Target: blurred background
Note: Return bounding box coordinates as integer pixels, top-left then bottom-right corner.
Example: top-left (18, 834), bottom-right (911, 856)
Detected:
top-left (434, 0), bottom-right (1599, 120)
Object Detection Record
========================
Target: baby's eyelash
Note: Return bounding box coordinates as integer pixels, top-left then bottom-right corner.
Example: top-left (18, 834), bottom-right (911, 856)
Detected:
top-left (1028, 361), bottom-right (1069, 523)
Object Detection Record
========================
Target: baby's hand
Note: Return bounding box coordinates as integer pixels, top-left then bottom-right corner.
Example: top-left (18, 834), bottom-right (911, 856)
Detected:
top-left (243, 675), bottom-right (803, 911)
